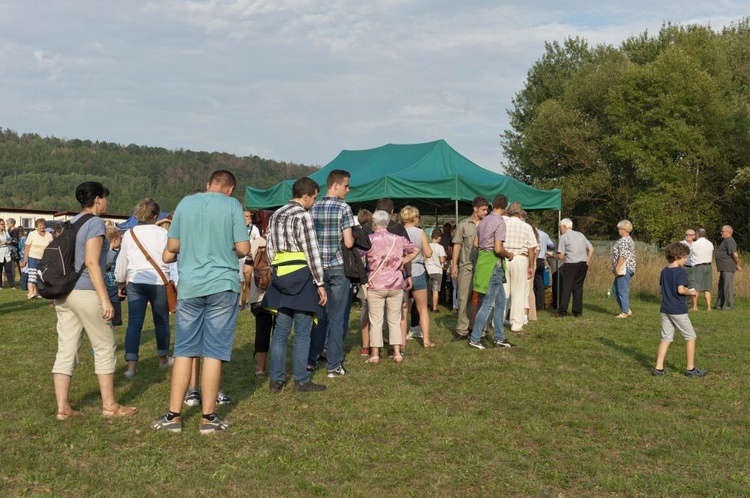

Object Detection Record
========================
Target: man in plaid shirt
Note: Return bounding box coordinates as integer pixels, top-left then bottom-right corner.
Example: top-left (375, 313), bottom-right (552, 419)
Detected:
top-left (503, 203), bottom-right (538, 332)
top-left (308, 170), bottom-right (356, 378)
top-left (266, 177), bottom-right (328, 393)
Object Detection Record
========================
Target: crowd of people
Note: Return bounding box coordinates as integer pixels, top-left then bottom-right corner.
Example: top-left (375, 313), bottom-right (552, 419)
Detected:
top-left (3, 169), bottom-right (739, 431)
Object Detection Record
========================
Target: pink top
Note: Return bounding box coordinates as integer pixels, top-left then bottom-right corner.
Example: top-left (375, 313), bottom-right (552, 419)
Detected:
top-left (366, 229), bottom-right (416, 291)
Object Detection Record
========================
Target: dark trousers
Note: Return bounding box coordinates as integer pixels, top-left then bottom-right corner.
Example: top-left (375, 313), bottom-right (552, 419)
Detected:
top-left (1, 259), bottom-right (14, 288)
top-left (533, 260), bottom-right (546, 310)
top-left (715, 271), bottom-right (735, 310)
top-left (558, 261), bottom-right (588, 316)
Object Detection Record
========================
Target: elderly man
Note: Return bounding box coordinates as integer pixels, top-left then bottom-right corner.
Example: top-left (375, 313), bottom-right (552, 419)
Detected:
top-left (714, 225), bottom-right (742, 311)
top-left (554, 218), bottom-right (594, 317)
top-left (503, 203), bottom-right (537, 332)
top-left (690, 228), bottom-right (714, 311)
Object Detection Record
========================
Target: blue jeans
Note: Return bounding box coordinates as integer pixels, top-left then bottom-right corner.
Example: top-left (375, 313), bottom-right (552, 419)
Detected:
top-left (470, 265), bottom-right (507, 343)
top-left (613, 271), bottom-right (633, 314)
top-left (270, 308), bottom-right (313, 383)
top-left (124, 282), bottom-right (170, 361)
top-left (308, 267), bottom-right (350, 370)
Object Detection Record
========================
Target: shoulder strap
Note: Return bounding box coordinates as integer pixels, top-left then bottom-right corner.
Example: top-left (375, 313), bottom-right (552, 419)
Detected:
top-left (130, 228), bottom-right (169, 286)
top-left (368, 235), bottom-right (397, 284)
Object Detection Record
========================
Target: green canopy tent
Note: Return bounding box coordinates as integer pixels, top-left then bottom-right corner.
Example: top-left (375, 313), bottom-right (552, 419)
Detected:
top-left (245, 139), bottom-right (561, 219)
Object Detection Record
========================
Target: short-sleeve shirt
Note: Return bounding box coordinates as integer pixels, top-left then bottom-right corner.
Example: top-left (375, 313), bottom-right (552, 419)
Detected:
top-left (425, 242), bottom-right (446, 275)
top-left (660, 266), bottom-right (689, 315)
top-left (612, 236), bottom-right (636, 274)
top-left (715, 237), bottom-right (738, 272)
top-left (452, 218), bottom-right (479, 268)
top-left (168, 192), bottom-right (249, 299)
top-left (70, 214), bottom-right (108, 291)
top-left (558, 229), bottom-right (592, 264)
top-left (366, 230), bottom-right (417, 291)
top-left (475, 213), bottom-right (506, 251)
top-left (26, 230), bottom-right (54, 259)
top-left (310, 196), bottom-right (356, 270)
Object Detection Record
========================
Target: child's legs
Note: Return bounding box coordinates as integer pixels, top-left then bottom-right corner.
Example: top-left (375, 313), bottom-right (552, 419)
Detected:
top-left (655, 313), bottom-right (676, 369)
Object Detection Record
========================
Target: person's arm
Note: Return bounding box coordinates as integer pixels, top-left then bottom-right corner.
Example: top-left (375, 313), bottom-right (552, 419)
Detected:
top-left (451, 242), bottom-right (461, 279)
top-left (732, 251), bottom-right (742, 271)
top-left (494, 239), bottom-right (514, 260)
top-left (586, 243), bottom-right (595, 264)
top-left (163, 237), bottom-right (180, 263)
top-left (678, 285), bottom-right (697, 296)
top-left (614, 256), bottom-right (625, 276)
top-left (403, 247), bottom-right (419, 266)
top-left (421, 231), bottom-right (432, 258)
top-left (234, 240), bottom-right (250, 258)
top-left (527, 246), bottom-right (537, 279)
top-left (342, 227), bottom-right (354, 249)
top-left (85, 236), bottom-right (114, 320)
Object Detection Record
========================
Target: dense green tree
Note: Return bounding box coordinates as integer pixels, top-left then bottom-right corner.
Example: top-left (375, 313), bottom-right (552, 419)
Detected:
top-left (503, 19), bottom-right (750, 248)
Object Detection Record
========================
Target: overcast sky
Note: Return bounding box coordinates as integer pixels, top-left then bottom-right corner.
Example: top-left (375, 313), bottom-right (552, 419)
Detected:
top-left (1, 1), bottom-right (747, 172)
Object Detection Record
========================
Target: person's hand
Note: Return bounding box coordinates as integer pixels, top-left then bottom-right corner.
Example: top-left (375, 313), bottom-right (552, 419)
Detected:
top-left (450, 266), bottom-right (457, 279)
top-left (102, 300), bottom-right (114, 321)
top-left (405, 276), bottom-right (413, 290)
top-left (507, 252), bottom-right (514, 261)
top-left (737, 264), bottom-right (743, 272)
top-left (117, 287), bottom-right (126, 299)
top-left (527, 267), bottom-right (534, 280)
top-left (317, 287), bottom-right (327, 306)
top-left (20, 260), bottom-right (27, 269)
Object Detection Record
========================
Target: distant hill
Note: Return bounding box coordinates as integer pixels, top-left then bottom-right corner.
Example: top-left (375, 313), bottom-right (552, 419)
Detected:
top-left (0, 128), bottom-right (317, 213)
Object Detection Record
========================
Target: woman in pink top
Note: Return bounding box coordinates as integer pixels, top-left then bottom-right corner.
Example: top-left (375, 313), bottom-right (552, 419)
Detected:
top-left (365, 210), bottom-right (418, 364)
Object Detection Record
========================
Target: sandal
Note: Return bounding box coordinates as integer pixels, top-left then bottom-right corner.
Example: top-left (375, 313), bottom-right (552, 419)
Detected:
top-left (423, 341), bottom-right (436, 348)
top-left (101, 404), bottom-right (137, 418)
top-left (255, 370), bottom-right (266, 377)
top-left (56, 408), bottom-right (83, 421)
top-left (616, 313), bottom-right (629, 318)
top-left (393, 354), bottom-right (403, 364)
top-left (365, 356), bottom-right (380, 364)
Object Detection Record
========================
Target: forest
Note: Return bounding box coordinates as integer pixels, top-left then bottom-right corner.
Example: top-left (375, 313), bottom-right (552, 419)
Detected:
top-left (0, 129), bottom-right (316, 214)
top-left (503, 18), bottom-right (750, 248)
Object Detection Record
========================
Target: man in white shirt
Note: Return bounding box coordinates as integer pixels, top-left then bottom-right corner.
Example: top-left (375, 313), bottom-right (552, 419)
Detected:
top-left (689, 228), bottom-right (714, 311)
top-left (502, 203), bottom-right (538, 332)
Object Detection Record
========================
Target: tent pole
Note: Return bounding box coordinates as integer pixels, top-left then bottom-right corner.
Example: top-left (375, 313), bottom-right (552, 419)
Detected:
top-left (556, 209), bottom-right (561, 312)
top-left (455, 200), bottom-right (458, 228)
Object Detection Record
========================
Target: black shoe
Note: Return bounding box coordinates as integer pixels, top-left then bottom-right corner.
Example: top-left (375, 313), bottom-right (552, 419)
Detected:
top-left (269, 380), bottom-right (285, 393)
top-left (451, 333), bottom-right (469, 342)
top-left (293, 381), bottom-right (327, 392)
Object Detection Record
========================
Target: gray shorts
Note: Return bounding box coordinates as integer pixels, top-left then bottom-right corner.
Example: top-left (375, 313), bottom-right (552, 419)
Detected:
top-left (660, 313), bottom-right (696, 342)
top-left (428, 273), bottom-right (443, 292)
top-left (690, 264), bottom-right (712, 291)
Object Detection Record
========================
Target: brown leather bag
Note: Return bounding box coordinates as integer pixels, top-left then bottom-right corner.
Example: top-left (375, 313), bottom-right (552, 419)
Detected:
top-left (130, 228), bottom-right (177, 313)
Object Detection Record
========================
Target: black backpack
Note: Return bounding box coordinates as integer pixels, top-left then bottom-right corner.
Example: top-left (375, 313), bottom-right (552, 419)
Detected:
top-left (37, 214), bottom-right (95, 299)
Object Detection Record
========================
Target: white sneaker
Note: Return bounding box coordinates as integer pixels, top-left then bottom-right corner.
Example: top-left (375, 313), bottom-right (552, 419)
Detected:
top-left (407, 326), bottom-right (423, 339)
top-left (159, 356), bottom-right (175, 369)
top-left (523, 316), bottom-right (529, 325)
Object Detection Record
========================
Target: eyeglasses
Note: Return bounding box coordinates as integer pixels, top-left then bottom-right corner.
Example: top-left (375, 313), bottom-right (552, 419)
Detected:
top-left (685, 233), bottom-right (695, 236)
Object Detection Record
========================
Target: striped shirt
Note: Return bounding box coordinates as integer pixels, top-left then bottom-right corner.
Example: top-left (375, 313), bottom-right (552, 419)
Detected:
top-left (310, 196), bottom-right (356, 270)
top-left (267, 201), bottom-right (325, 285)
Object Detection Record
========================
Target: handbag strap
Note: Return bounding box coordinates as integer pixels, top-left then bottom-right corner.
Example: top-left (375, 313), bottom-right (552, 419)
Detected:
top-left (130, 228), bottom-right (170, 286)
top-left (367, 234), bottom-right (397, 284)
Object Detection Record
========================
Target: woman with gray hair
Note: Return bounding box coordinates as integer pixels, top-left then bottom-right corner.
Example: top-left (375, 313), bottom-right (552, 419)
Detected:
top-left (612, 219), bottom-right (636, 318)
top-left (364, 210), bottom-right (419, 364)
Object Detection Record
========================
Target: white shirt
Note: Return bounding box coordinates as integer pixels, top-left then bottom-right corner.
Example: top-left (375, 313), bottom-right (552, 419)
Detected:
top-left (690, 237), bottom-right (714, 265)
top-left (425, 242), bottom-right (446, 274)
top-left (115, 224), bottom-right (170, 285)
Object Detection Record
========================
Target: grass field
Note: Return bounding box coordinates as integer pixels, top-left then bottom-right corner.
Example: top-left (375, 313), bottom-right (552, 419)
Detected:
top-left (2, 252), bottom-right (749, 497)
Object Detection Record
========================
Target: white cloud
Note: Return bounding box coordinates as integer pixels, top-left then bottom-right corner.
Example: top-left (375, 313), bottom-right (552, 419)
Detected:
top-left (0, 0), bottom-right (748, 173)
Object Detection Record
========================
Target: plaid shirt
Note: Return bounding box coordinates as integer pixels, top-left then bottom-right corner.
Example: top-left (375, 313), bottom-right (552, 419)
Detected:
top-left (309, 196), bottom-right (356, 270)
top-left (267, 201), bottom-right (325, 285)
top-left (503, 216), bottom-right (538, 256)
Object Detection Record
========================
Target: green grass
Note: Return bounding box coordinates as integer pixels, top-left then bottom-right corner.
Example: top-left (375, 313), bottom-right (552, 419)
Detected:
top-left (1, 286), bottom-right (749, 497)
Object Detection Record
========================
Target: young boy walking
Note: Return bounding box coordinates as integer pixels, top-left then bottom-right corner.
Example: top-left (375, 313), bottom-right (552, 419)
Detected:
top-left (653, 243), bottom-right (708, 377)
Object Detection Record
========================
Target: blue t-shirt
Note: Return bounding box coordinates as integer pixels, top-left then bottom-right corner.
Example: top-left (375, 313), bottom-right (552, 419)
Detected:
top-left (168, 192), bottom-right (248, 299)
top-left (660, 266), bottom-right (689, 315)
top-left (70, 214), bottom-right (109, 291)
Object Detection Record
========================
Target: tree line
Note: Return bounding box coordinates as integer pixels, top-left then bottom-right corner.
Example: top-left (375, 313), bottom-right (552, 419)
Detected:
top-left (0, 129), bottom-right (316, 213)
top-left (503, 18), bottom-right (750, 249)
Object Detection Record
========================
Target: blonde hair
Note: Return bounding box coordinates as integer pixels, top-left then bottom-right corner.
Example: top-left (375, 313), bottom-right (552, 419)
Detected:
top-left (106, 227), bottom-right (122, 241)
top-left (617, 220), bottom-right (633, 233)
top-left (399, 205), bottom-right (419, 224)
top-left (134, 197), bottom-right (160, 223)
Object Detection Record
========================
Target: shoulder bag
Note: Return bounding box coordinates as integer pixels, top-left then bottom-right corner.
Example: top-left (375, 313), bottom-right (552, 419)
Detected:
top-left (130, 228), bottom-right (177, 313)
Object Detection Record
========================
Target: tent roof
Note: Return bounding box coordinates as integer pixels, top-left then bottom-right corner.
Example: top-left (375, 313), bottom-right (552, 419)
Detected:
top-left (245, 139), bottom-right (560, 212)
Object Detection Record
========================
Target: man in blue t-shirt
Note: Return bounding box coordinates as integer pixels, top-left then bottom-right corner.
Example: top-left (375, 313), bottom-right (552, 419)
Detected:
top-left (151, 170), bottom-right (249, 434)
top-left (652, 243), bottom-right (707, 378)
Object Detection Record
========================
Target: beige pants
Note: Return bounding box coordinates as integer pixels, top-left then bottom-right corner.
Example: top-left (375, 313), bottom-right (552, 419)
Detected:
top-left (455, 265), bottom-right (474, 335)
top-left (52, 290), bottom-right (117, 376)
top-left (504, 255), bottom-right (529, 332)
top-left (367, 289), bottom-right (404, 348)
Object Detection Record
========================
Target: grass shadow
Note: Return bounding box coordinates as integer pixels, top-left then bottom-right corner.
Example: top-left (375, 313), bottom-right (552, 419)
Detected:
top-left (597, 336), bottom-right (653, 369)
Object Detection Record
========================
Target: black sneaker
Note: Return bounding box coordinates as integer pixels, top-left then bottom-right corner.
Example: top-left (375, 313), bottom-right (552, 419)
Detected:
top-left (199, 415), bottom-right (230, 434)
top-left (651, 368), bottom-right (666, 376)
top-left (468, 340), bottom-right (486, 350)
top-left (215, 390), bottom-right (232, 405)
top-left (183, 389), bottom-right (201, 408)
top-left (451, 334), bottom-right (469, 342)
top-left (269, 380), bottom-right (285, 393)
top-left (493, 339), bottom-right (515, 349)
top-left (150, 414), bottom-right (182, 433)
top-left (327, 365), bottom-right (349, 378)
top-left (684, 368), bottom-right (708, 377)
top-left (293, 381), bottom-right (327, 392)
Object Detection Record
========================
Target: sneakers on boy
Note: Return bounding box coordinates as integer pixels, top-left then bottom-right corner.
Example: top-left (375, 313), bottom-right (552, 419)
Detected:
top-left (183, 389), bottom-right (201, 407)
top-left (150, 413), bottom-right (182, 433)
top-left (468, 340), bottom-right (486, 350)
top-left (493, 339), bottom-right (515, 349)
top-left (327, 365), bottom-right (349, 378)
top-left (199, 414), bottom-right (230, 434)
top-left (651, 368), bottom-right (667, 376)
top-left (216, 390), bottom-right (232, 405)
top-left (269, 380), bottom-right (285, 393)
top-left (293, 381), bottom-right (327, 392)
top-left (684, 368), bottom-right (708, 377)
top-left (406, 326), bottom-right (423, 339)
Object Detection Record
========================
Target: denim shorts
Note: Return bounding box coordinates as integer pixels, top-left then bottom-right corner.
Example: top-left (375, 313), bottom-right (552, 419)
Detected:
top-left (411, 272), bottom-right (428, 291)
top-left (173, 291), bottom-right (239, 361)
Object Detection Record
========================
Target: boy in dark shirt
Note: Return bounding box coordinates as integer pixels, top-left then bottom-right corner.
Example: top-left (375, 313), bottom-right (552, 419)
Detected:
top-left (653, 243), bottom-right (707, 377)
